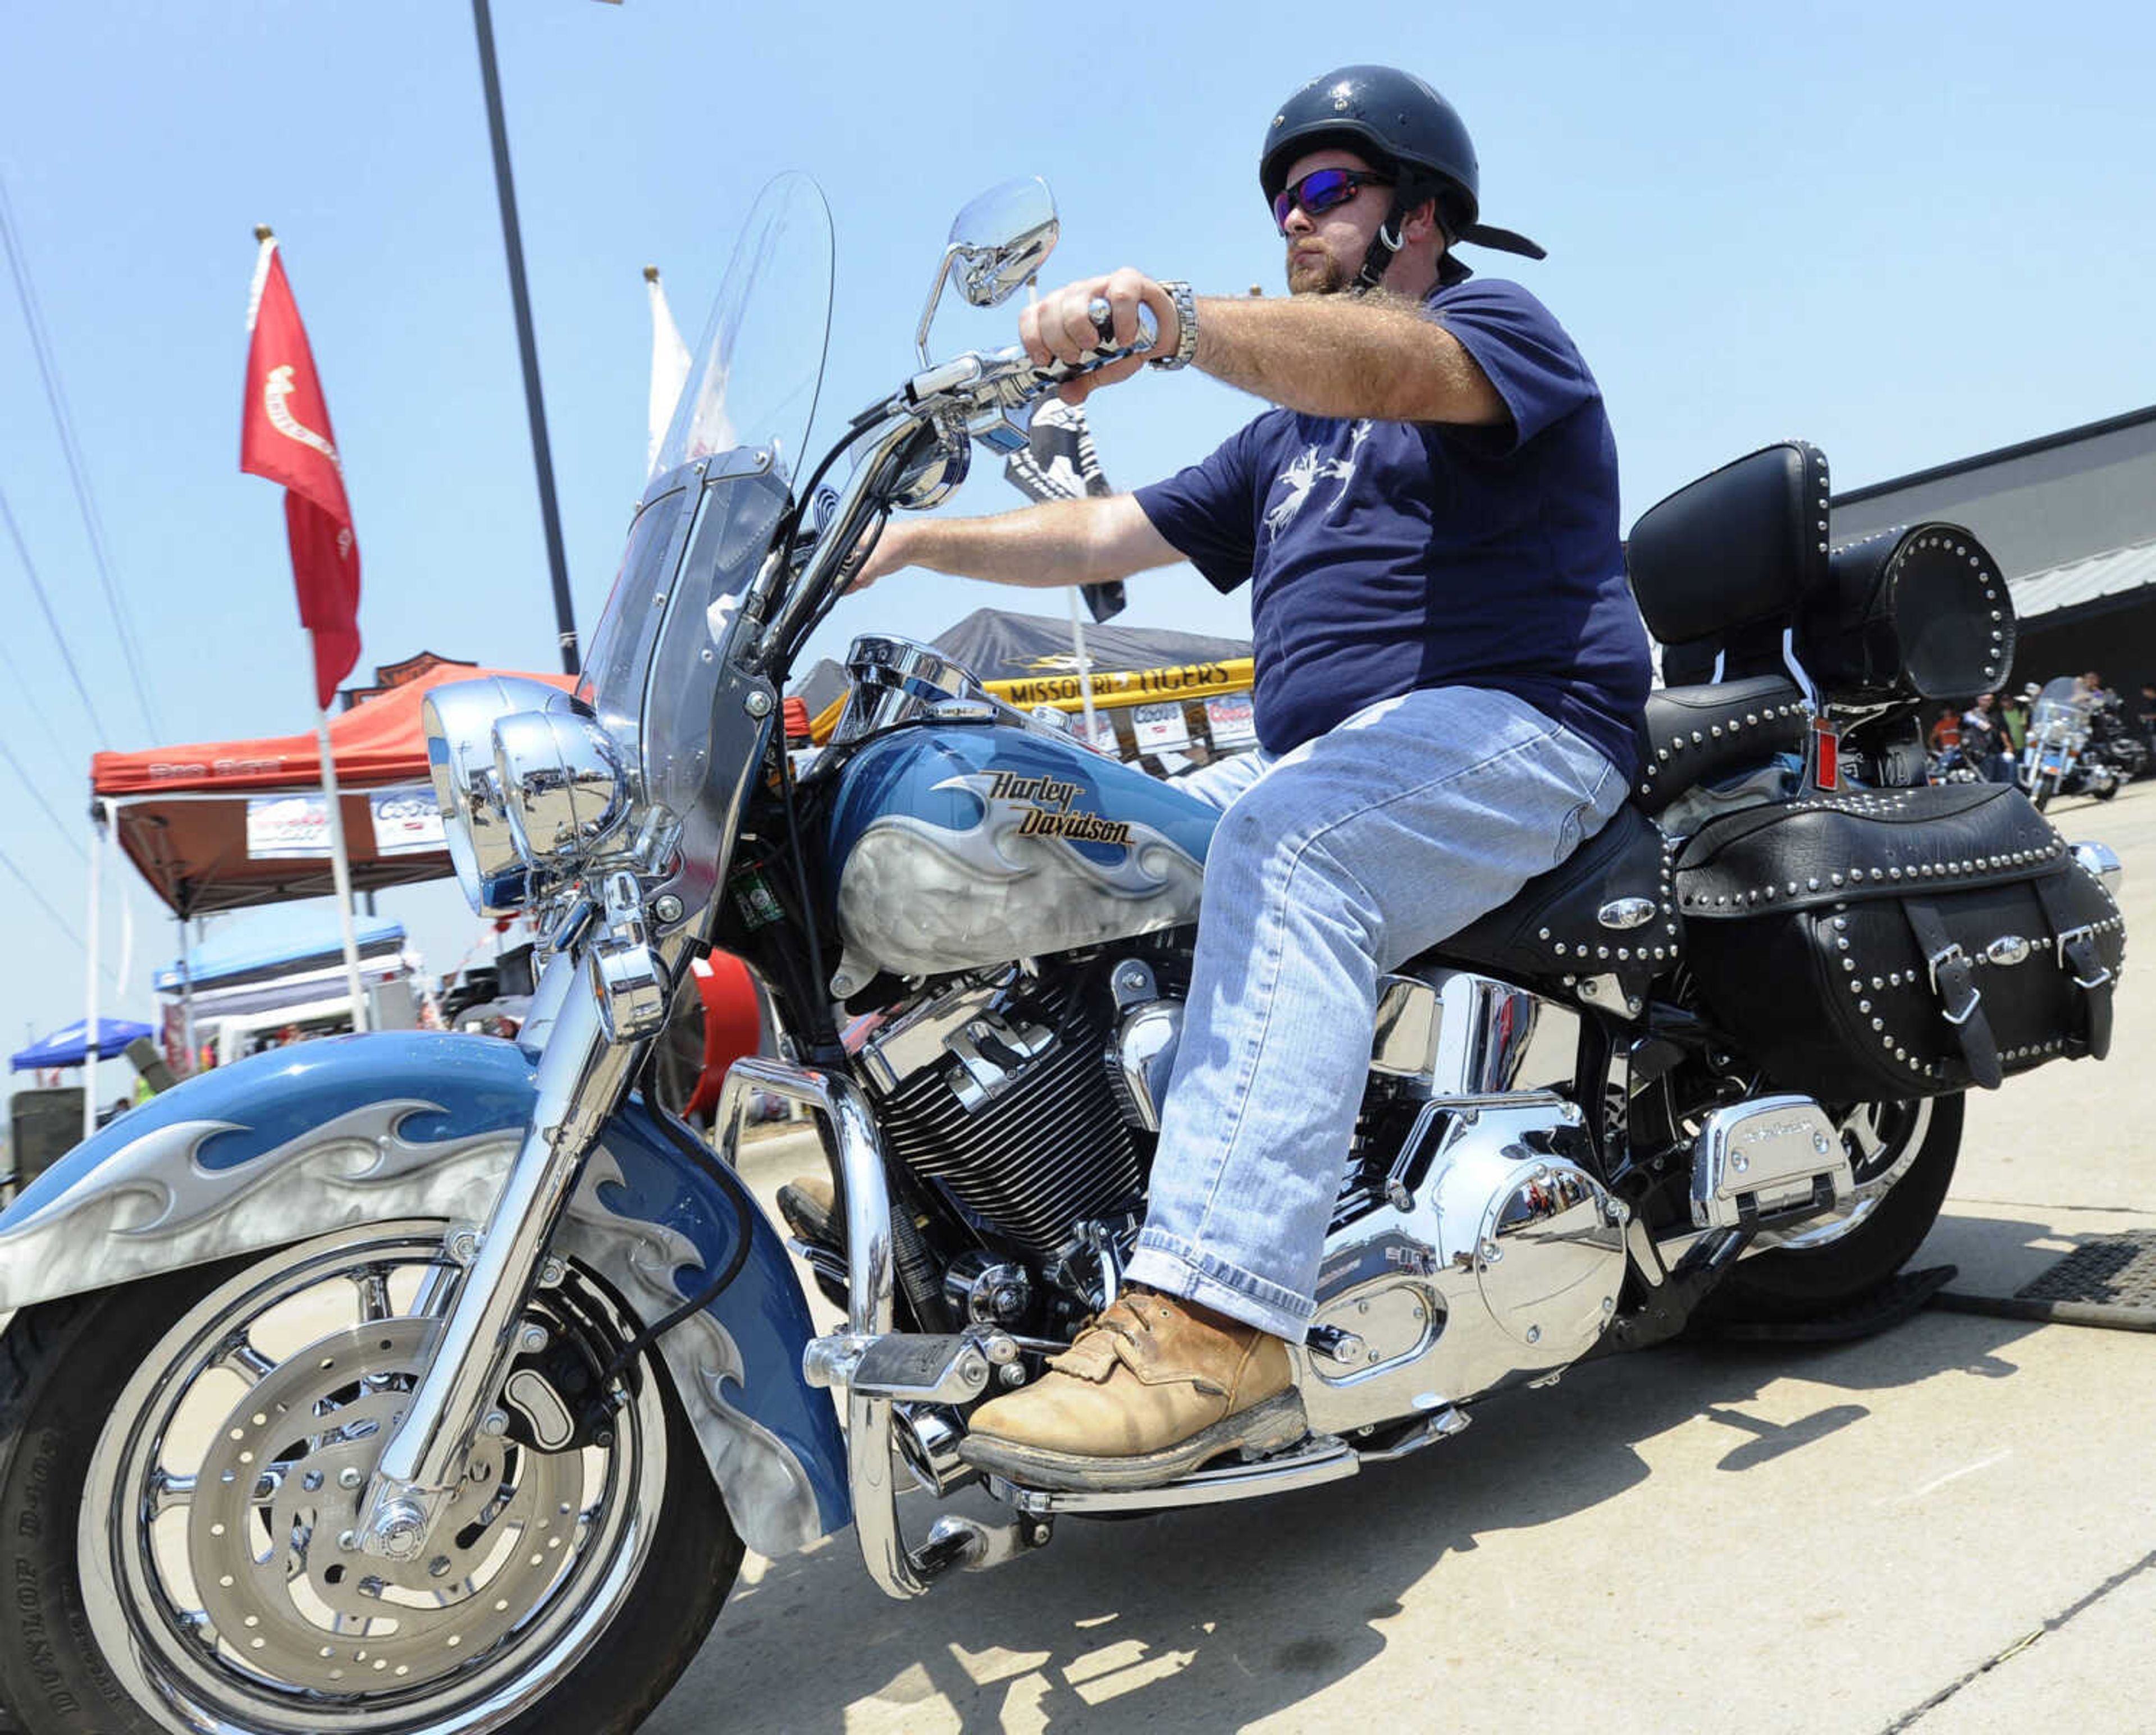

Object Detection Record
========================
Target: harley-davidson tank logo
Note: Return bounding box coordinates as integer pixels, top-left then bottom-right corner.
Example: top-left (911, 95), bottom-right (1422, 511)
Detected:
top-left (986, 770), bottom-right (1135, 846)
top-left (833, 763), bottom-right (1206, 979)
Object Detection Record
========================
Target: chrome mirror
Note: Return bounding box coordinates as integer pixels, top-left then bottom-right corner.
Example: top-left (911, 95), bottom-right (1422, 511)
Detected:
top-left (916, 176), bottom-right (1059, 363)
top-left (947, 177), bottom-right (1058, 306)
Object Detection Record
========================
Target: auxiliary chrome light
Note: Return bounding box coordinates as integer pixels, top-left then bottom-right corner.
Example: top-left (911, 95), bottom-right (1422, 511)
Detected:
top-left (422, 676), bottom-right (581, 918)
top-left (491, 709), bottom-right (631, 885)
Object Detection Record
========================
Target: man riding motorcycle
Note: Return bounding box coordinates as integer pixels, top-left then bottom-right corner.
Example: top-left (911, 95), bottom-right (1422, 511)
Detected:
top-left (840, 65), bottom-right (1650, 1489)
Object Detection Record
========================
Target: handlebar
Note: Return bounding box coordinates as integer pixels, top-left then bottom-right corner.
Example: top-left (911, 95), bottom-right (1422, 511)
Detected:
top-left (903, 303), bottom-right (1159, 416)
top-left (753, 306), bottom-right (1161, 671)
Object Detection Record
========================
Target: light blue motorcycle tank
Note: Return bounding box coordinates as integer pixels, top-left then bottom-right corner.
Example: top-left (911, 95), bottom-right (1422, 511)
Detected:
top-left (822, 722), bottom-right (1219, 981)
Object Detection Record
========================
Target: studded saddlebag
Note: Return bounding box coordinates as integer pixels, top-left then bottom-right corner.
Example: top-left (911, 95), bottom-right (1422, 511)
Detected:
top-left (1673, 784), bottom-right (2122, 1100)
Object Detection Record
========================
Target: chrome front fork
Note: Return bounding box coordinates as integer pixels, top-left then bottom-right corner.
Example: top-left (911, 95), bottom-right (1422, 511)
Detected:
top-left (354, 946), bottom-right (652, 1560)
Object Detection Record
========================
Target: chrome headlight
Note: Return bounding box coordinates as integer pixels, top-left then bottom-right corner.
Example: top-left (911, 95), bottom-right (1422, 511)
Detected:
top-left (422, 676), bottom-right (580, 917)
top-left (492, 710), bottom-right (631, 881)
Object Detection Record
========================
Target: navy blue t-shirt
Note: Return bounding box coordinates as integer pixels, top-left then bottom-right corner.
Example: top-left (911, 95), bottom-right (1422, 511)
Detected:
top-left (1132, 277), bottom-right (1648, 773)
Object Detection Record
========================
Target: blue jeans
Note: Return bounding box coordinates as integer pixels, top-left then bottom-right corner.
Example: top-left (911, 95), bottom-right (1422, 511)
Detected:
top-left (1123, 685), bottom-right (1627, 1340)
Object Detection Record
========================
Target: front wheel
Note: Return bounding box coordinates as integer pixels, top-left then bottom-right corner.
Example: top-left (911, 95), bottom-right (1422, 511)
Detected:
top-left (1703, 1093), bottom-right (1963, 1325)
top-left (0, 1223), bottom-right (739, 1735)
top-left (2035, 772), bottom-right (2058, 812)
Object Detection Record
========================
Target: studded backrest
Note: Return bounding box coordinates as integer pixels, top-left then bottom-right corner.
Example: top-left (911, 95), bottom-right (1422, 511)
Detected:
top-left (1628, 441), bottom-right (1834, 676)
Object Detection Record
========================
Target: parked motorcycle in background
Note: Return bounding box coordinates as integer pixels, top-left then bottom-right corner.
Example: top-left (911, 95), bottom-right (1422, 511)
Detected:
top-left (2021, 677), bottom-right (2120, 809)
top-left (2084, 689), bottom-right (2151, 785)
top-left (0, 175), bottom-right (2128, 1734)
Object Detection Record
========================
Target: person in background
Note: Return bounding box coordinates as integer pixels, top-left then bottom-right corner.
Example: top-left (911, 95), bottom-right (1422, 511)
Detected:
top-left (1959, 692), bottom-right (2015, 782)
top-left (2137, 681), bottom-right (2156, 754)
top-left (2000, 688), bottom-right (2029, 756)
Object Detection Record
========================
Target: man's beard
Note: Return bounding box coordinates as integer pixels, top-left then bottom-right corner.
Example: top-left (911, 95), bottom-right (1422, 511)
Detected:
top-left (1285, 242), bottom-right (1351, 296)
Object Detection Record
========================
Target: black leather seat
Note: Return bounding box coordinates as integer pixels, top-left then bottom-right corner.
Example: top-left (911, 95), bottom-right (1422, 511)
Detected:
top-left (1435, 804), bottom-right (1679, 1005)
top-left (1634, 675), bottom-right (1809, 813)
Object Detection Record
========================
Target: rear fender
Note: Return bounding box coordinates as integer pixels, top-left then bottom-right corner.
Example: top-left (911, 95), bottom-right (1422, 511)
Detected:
top-left (0, 1031), bottom-right (847, 1558)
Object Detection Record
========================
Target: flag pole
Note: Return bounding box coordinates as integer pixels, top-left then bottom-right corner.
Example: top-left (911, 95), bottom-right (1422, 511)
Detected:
top-left (314, 692), bottom-right (370, 1033)
top-left (81, 804), bottom-right (104, 1142)
top-left (1065, 585), bottom-right (1099, 740)
top-left (177, 912), bottom-right (198, 1075)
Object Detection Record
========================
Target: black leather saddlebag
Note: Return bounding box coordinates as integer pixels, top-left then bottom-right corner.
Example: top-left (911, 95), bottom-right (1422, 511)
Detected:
top-left (1674, 784), bottom-right (2122, 1099)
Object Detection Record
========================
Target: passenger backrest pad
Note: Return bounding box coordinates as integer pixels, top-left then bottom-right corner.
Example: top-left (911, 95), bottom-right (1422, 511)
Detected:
top-left (1627, 441), bottom-right (1833, 657)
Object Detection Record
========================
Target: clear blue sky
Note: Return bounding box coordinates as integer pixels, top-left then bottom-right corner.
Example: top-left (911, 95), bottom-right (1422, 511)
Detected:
top-left (3, 0), bottom-right (2153, 1082)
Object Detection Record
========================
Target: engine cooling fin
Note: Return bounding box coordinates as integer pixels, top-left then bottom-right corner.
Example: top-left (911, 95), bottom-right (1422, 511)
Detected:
top-left (874, 977), bottom-right (1144, 1256)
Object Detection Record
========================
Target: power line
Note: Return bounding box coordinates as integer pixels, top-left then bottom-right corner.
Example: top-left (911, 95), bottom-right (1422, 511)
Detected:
top-left (0, 836), bottom-right (87, 950)
top-left (0, 477), bottom-right (114, 743)
top-left (0, 734), bottom-right (86, 862)
top-left (0, 167), bottom-right (163, 740)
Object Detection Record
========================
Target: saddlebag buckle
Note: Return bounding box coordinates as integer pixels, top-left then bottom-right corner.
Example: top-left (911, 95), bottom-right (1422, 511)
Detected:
top-left (2054, 923), bottom-right (2114, 991)
top-left (1925, 941), bottom-right (1982, 1026)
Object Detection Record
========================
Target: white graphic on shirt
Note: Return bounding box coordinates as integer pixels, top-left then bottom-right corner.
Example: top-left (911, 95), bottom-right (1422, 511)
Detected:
top-left (1262, 420), bottom-right (1370, 541)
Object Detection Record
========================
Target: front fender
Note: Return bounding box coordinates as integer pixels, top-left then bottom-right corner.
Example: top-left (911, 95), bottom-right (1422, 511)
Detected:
top-left (0, 1032), bottom-right (847, 1558)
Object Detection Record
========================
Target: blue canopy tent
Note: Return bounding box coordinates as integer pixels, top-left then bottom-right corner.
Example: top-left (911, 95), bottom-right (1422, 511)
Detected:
top-left (10, 1018), bottom-right (155, 1073)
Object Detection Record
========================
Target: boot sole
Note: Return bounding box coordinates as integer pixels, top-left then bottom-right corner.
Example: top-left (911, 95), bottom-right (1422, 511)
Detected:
top-left (957, 1390), bottom-right (1310, 1492)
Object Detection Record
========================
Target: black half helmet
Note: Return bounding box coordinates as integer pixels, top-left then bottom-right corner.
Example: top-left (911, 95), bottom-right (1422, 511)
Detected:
top-left (1260, 65), bottom-right (1545, 274)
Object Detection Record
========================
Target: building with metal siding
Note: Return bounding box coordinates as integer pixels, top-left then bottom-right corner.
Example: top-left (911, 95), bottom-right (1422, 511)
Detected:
top-left (1829, 405), bottom-right (2156, 695)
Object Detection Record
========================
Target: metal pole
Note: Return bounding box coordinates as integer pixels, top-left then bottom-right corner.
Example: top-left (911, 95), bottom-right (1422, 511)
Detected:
top-left (315, 704), bottom-right (371, 1033)
top-left (178, 914), bottom-right (198, 1075)
top-left (1066, 587), bottom-right (1099, 739)
top-left (470, 0), bottom-right (579, 675)
top-left (81, 802), bottom-right (104, 1142)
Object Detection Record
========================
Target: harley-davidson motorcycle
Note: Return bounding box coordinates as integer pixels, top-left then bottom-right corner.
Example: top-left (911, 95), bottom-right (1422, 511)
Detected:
top-left (0, 175), bottom-right (2128, 1733)
top-left (2020, 676), bottom-right (2122, 810)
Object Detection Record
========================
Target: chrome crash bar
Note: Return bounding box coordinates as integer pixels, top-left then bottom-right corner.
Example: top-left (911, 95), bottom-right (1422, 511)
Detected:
top-left (714, 1056), bottom-right (1043, 1599)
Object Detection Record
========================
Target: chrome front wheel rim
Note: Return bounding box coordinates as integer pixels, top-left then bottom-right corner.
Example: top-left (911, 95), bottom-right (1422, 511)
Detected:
top-left (80, 1222), bottom-right (668, 1734)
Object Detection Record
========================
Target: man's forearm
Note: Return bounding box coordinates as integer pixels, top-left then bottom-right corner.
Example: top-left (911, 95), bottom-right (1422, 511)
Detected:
top-left (1190, 292), bottom-right (1505, 425)
top-left (886, 497), bottom-right (1144, 589)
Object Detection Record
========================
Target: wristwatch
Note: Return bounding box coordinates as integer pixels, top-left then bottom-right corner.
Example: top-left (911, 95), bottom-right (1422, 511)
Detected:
top-left (1148, 280), bottom-right (1199, 370)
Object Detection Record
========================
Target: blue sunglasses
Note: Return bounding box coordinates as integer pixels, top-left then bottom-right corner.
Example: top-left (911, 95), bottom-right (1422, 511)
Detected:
top-left (1271, 167), bottom-right (1391, 234)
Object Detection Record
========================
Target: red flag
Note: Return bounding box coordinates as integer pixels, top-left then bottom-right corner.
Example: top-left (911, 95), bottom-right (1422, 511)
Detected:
top-left (240, 237), bottom-right (360, 709)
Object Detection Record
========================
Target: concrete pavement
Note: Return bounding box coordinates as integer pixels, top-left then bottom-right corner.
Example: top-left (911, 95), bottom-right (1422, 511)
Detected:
top-left (648, 781), bottom-right (2156, 1735)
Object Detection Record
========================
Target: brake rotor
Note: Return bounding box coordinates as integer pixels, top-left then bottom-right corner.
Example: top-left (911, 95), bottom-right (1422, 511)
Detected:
top-left (188, 1319), bottom-right (587, 1693)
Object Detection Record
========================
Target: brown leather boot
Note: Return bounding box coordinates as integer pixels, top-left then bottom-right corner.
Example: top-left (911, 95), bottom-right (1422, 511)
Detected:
top-left (958, 1290), bottom-right (1303, 1491)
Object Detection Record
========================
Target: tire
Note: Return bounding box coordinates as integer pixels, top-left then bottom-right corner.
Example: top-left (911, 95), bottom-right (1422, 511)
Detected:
top-left (1703, 1093), bottom-right (1963, 1325)
top-left (2035, 774), bottom-right (2057, 812)
top-left (2095, 776), bottom-right (2120, 802)
top-left (0, 1225), bottom-right (741, 1735)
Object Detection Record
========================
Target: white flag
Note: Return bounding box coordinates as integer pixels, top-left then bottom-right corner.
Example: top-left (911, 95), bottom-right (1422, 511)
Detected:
top-left (646, 265), bottom-right (692, 476)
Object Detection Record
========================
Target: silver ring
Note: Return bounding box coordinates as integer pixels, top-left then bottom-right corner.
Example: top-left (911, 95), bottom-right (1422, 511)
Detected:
top-left (1086, 295), bottom-right (1114, 335)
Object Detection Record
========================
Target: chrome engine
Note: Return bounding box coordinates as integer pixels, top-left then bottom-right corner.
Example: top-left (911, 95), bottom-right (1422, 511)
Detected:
top-left (1299, 1093), bottom-right (1628, 1436)
top-left (859, 959), bottom-right (1637, 1434)
top-left (1294, 968), bottom-right (1630, 1436)
top-left (860, 969), bottom-right (1144, 1257)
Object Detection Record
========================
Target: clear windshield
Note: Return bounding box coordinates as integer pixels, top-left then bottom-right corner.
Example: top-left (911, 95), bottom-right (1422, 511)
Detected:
top-left (654, 172), bottom-right (834, 480)
top-left (578, 175), bottom-right (834, 814)
top-left (2032, 676), bottom-right (2090, 738)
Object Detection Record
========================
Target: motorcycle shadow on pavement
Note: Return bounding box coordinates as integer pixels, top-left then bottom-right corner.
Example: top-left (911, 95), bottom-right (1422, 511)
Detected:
top-left (650, 1304), bottom-right (2045, 1734)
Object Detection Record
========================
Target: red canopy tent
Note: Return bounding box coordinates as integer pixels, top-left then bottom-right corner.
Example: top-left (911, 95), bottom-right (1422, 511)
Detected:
top-left (90, 660), bottom-right (576, 918)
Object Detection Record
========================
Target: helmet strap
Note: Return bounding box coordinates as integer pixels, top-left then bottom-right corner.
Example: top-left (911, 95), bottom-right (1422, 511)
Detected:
top-left (1353, 188), bottom-right (1414, 291)
top-left (1353, 180), bottom-right (1461, 292)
